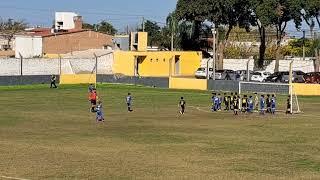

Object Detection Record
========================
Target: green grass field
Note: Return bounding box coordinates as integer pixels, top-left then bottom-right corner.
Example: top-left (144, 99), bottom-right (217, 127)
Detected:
top-left (0, 84), bottom-right (320, 179)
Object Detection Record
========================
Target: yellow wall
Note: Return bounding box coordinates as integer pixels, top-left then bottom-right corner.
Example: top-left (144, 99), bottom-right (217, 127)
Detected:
top-left (60, 74), bottom-right (96, 84)
top-left (113, 51), bottom-right (136, 76)
top-left (292, 83), bottom-right (320, 96)
top-left (113, 51), bottom-right (201, 77)
top-left (138, 32), bottom-right (148, 51)
top-left (169, 77), bottom-right (207, 90)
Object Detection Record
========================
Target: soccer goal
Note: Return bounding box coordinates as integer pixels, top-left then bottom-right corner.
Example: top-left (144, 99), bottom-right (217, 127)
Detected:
top-left (239, 81), bottom-right (301, 114)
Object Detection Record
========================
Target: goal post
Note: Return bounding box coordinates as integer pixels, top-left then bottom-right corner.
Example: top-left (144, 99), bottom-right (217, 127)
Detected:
top-left (239, 81), bottom-right (301, 114)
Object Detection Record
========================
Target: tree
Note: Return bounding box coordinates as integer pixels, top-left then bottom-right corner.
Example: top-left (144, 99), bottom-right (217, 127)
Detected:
top-left (175, 0), bottom-right (254, 69)
top-left (140, 20), bottom-right (162, 47)
top-left (72, 20), bottom-right (117, 35)
top-left (301, 0), bottom-right (320, 38)
top-left (82, 22), bottom-right (95, 30)
top-left (95, 20), bottom-right (117, 35)
top-left (0, 18), bottom-right (27, 50)
top-left (254, 0), bottom-right (303, 72)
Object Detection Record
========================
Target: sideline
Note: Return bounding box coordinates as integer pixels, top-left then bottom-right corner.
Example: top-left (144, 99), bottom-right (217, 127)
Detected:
top-left (0, 176), bottom-right (31, 180)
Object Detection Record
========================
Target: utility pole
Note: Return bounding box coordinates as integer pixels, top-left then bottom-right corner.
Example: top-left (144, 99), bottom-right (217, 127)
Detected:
top-left (303, 30), bottom-right (306, 61)
top-left (94, 53), bottom-right (98, 89)
top-left (142, 17), bottom-right (145, 32)
top-left (212, 26), bottom-right (216, 80)
top-left (171, 14), bottom-right (175, 51)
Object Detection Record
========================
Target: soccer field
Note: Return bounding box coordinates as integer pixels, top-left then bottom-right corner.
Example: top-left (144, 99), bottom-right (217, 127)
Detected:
top-left (0, 84), bottom-right (320, 179)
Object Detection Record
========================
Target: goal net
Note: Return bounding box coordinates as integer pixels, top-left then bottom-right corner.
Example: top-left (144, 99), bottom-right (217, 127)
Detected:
top-left (239, 81), bottom-right (301, 114)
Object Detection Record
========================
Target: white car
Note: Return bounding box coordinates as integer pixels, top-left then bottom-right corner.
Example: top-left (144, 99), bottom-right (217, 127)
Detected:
top-left (195, 68), bottom-right (213, 79)
top-left (251, 71), bottom-right (271, 82)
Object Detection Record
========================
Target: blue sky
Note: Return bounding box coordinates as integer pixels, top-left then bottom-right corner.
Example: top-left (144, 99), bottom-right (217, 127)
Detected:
top-left (0, 0), bottom-right (177, 32)
top-left (0, 0), bottom-right (315, 37)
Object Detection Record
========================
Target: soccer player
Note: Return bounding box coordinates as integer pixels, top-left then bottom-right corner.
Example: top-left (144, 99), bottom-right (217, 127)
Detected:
top-left (179, 97), bottom-right (186, 114)
top-left (260, 95), bottom-right (266, 115)
top-left (266, 94), bottom-right (271, 113)
top-left (89, 89), bottom-right (98, 113)
top-left (95, 101), bottom-right (105, 122)
top-left (271, 94), bottom-right (276, 114)
top-left (126, 93), bottom-right (133, 112)
top-left (227, 94), bottom-right (232, 111)
top-left (218, 93), bottom-right (222, 111)
top-left (223, 93), bottom-right (229, 111)
top-left (88, 84), bottom-right (94, 93)
top-left (247, 95), bottom-right (254, 113)
top-left (286, 96), bottom-right (292, 114)
top-left (230, 92), bottom-right (234, 110)
top-left (254, 93), bottom-right (259, 112)
top-left (242, 95), bottom-right (248, 113)
top-left (233, 95), bottom-right (239, 115)
top-left (211, 93), bottom-right (215, 111)
top-left (50, 75), bottom-right (57, 88)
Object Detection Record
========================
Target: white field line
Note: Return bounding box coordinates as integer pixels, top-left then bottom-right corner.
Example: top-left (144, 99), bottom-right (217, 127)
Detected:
top-left (0, 176), bottom-right (30, 180)
top-left (189, 106), bottom-right (212, 113)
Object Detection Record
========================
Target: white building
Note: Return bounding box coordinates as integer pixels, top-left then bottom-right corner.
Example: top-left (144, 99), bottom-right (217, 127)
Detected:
top-left (55, 12), bottom-right (80, 30)
top-left (15, 35), bottom-right (42, 58)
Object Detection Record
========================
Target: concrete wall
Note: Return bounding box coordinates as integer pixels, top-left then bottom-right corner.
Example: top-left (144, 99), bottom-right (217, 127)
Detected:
top-left (0, 75), bottom-right (59, 86)
top-left (208, 80), bottom-right (239, 92)
top-left (15, 36), bottom-right (43, 58)
top-left (60, 74), bottom-right (96, 84)
top-left (202, 58), bottom-right (315, 73)
top-left (0, 56), bottom-right (113, 76)
top-left (43, 31), bottom-right (113, 55)
top-left (113, 51), bottom-right (202, 77)
top-left (240, 82), bottom-right (289, 94)
top-left (98, 75), bottom-right (169, 88)
top-left (292, 83), bottom-right (320, 96)
top-left (169, 77), bottom-right (207, 90)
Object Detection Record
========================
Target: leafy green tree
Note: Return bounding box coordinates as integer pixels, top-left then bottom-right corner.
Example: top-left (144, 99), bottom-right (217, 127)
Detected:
top-left (255, 0), bottom-right (303, 72)
top-left (140, 20), bottom-right (162, 47)
top-left (95, 21), bottom-right (117, 35)
top-left (82, 22), bottom-right (95, 30)
top-left (82, 21), bottom-right (117, 35)
top-left (176, 0), bottom-right (254, 69)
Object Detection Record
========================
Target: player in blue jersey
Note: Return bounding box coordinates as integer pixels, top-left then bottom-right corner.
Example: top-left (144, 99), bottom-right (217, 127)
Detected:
top-left (95, 101), bottom-right (105, 122)
top-left (126, 93), bottom-right (133, 112)
top-left (260, 95), bottom-right (266, 115)
top-left (271, 94), bottom-right (276, 114)
top-left (247, 95), bottom-right (254, 113)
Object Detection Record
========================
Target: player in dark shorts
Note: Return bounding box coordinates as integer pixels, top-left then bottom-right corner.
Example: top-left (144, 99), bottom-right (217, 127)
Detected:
top-left (286, 96), bottom-right (291, 114)
top-left (260, 95), bottom-right (266, 115)
top-left (89, 89), bottom-right (97, 112)
top-left (179, 97), bottom-right (186, 114)
top-left (266, 94), bottom-right (271, 113)
top-left (242, 95), bottom-right (248, 113)
top-left (271, 94), bottom-right (276, 114)
top-left (230, 93), bottom-right (234, 110)
top-left (126, 93), bottom-right (133, 112)
top-left (50, 75), bottom-right (57, 88)
top-left (223, 93), bottom-right (229, 111)
top-left (233, 95), bottom-right (239, 115)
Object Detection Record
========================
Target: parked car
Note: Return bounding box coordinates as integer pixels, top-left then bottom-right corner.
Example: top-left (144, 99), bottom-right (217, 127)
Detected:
top-left (282, 71), bottom-right (306, 83)
top-left (195, 67), bottom-right (213, 79)
top-left (215, 69), bottom-right (235, 80)
top-left (304, 72), bottom-right (320, 84)
top-left (236, 70), bottom-right (254, 81)
top-left (264, 71), bottom-right (287, 83)
top-left (265, 71), bottom-right (305, 83)
top-left (251, 71), bottom-right (271, 82)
